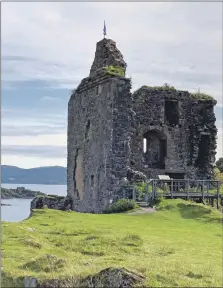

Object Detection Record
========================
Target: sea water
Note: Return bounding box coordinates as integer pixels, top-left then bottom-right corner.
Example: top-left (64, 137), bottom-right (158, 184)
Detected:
top-left (1, 184), bottom-right (67, 222)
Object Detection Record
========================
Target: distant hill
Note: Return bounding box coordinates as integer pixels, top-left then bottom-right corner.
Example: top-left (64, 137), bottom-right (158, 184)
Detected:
top-left (1, 165), bottom-right (67, 185)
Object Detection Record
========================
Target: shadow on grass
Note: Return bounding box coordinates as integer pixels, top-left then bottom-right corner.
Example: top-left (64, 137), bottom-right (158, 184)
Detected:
top-left (176, 202), bottom-right (222, 224)
top-left (80, 250), bottom-right (105, 256)
top-left (19, 255), bottom-right (66, 273)
top-left (177, 203), bottom-right (212, 219)
top-left (203, 217), bottom-right (223, 224)
top-left (156, 247), bottom-right (175, 257)
top-left (155, 274), bottom-right (178, 287)
top-left (186, 271), bottom-right (203, 279)
top-left (45, 231), bottom-right (90, 236)
top-left (121, 234), bottom-right (143, 247)
top-left (1, 271), bottom-right (24, 288)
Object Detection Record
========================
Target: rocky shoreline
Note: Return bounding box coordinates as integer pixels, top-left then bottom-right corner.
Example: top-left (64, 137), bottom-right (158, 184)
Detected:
top-left (30, 195), bottom-right (72, 211)
top-left (1, 187), bottom-right (46, 199)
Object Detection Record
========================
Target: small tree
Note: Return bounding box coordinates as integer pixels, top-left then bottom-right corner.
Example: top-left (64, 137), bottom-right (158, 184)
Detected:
top-left (216, 157), bottom-right (223, 173)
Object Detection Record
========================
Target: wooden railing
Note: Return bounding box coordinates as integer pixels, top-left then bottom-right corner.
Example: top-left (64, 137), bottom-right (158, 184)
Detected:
top-left (120, 179), bottom-right (222, 208)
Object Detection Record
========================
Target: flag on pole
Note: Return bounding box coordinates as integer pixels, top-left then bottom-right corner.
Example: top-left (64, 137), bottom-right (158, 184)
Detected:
top-left (103, 21), bottom-right (107, 38)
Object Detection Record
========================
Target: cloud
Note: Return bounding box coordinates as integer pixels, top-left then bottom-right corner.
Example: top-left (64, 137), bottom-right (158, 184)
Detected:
top-left (1, 145), bottom-right (66, 158)
top-left (40, 96), bottom-right (63, 102)
top-left (2, 124), bottom-right (65, 137)
top-left (2, 107), bottom-right (67, 123)
top-left (2, 133), bottom-right (66, 147)
top-left (2, 2), bottom-right (222, 102)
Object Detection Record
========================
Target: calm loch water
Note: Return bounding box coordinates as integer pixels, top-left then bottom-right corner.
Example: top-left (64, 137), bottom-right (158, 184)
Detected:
top-left (1, 184), bottom-right (67, 222)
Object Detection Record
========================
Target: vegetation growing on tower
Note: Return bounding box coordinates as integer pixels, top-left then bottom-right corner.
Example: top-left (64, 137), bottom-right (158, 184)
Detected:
top-left (190, 91), bottom-right (216, 102)
top-left (104, 65), bottom-right (125, 77)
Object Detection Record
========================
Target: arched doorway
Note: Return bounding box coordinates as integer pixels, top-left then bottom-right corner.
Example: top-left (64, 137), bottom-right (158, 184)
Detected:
top-left (143, 130), bottom-right (167, 169)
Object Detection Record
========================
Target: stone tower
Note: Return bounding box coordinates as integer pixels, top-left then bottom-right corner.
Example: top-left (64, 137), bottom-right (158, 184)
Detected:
top-left (67, 38), bottom-right (132, 213)
top-left (67, 38), bottom-right (217, 213)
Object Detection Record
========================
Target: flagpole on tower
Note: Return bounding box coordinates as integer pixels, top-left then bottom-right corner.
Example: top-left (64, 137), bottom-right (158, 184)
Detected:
top-left (103, 20), bottom-right (107, 38)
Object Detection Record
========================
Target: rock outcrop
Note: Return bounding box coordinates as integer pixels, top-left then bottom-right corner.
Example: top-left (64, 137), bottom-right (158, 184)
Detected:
top-left (90, 38), bottom-right (127, 76)
top-left (1, 187), bottom-right (46, 199)
top-left (30, 195), bottom-right (72, 211)
top-left (24, 267), bottom-right (145, 288)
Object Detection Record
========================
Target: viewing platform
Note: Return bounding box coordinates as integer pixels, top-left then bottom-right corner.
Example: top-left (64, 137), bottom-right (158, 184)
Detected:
top-left (120, 178), bottom-right (223, 209)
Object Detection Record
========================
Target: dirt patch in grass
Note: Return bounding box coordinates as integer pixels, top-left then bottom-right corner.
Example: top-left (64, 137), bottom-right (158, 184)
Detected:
top-left (127, 207), bottom-right (156, 214)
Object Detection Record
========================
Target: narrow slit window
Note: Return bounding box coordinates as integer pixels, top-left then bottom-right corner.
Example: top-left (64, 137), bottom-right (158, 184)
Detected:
top-left (90, 175), bottom-right (94, 187)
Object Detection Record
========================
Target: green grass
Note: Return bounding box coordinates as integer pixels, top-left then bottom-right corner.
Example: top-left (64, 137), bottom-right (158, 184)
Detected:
top-left (1, 199), bottom-right (222, 287)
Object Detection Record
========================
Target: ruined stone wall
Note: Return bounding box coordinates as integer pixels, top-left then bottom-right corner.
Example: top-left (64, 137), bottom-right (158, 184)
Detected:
top-left (67, 73), bottom-right (134, 212)
top-left (187, 99), bottom-right (217, 179)
top-left (109, 77), bottom-right (134, 197)
top-left (129, 86), bottom-right (217, 180)
top-left (67, 37), bottom-right (217, 213)
top-left (130, 87), bottom-right (189, 179)
top-left (67, 71), bottom-right (115, 213)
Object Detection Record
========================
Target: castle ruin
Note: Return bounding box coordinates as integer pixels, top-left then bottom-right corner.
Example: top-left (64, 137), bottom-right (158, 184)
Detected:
top-left (67, 38), bottom-right (217, 213)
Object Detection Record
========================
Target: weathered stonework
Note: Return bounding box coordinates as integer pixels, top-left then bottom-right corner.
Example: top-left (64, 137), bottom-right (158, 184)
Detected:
top-left (90, 38), bottom-right (127, 76)
top-left (67, 38), bottom-right (217, 213)
top-left (130, 87), bottom-right (217, 180)
top-left (30, 195), bottom-right (72, 211)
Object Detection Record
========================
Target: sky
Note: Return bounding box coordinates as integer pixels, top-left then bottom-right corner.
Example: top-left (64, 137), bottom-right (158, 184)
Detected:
top-left (2, 2), bottom-right (223, 169)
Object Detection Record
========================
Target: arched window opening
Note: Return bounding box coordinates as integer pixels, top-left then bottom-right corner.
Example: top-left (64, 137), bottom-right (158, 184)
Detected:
top-left (143, 130), bottom-right (167, 169)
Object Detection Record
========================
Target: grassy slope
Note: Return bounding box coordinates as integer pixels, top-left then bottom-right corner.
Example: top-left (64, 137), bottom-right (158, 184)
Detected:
top-left (2, 199), bottom-right (222, 287)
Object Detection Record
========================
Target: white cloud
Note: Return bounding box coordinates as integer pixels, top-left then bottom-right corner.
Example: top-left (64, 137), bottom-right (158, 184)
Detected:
top-left (2, 2), bottom-right (222, 102)
top-left (2, 134), bottom-right (66, 147)
top-left (40, 96), bottom-right (63, 102)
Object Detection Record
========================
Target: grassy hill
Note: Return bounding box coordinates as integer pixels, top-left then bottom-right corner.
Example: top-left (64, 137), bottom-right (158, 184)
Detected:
top-left (1, 199), bottom-right (222, 287)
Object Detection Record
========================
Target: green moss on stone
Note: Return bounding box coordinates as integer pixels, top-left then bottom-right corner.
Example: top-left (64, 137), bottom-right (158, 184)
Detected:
top-left (104, 65), bottom-right (125, 77)
top-left (190, 92), bottom-right (216, 102)
top-left (139, 83), bottom-right (176, 92)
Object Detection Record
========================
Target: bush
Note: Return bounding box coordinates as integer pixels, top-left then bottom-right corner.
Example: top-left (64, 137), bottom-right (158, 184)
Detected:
top-left (104, 199), bottom-right (139, 214)
top-left (148, 195), bottom-right (163, 207)
top-left (134, 182), bottom-right (170, 201)
top-left (216, 158), bottom-right (223, 173)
